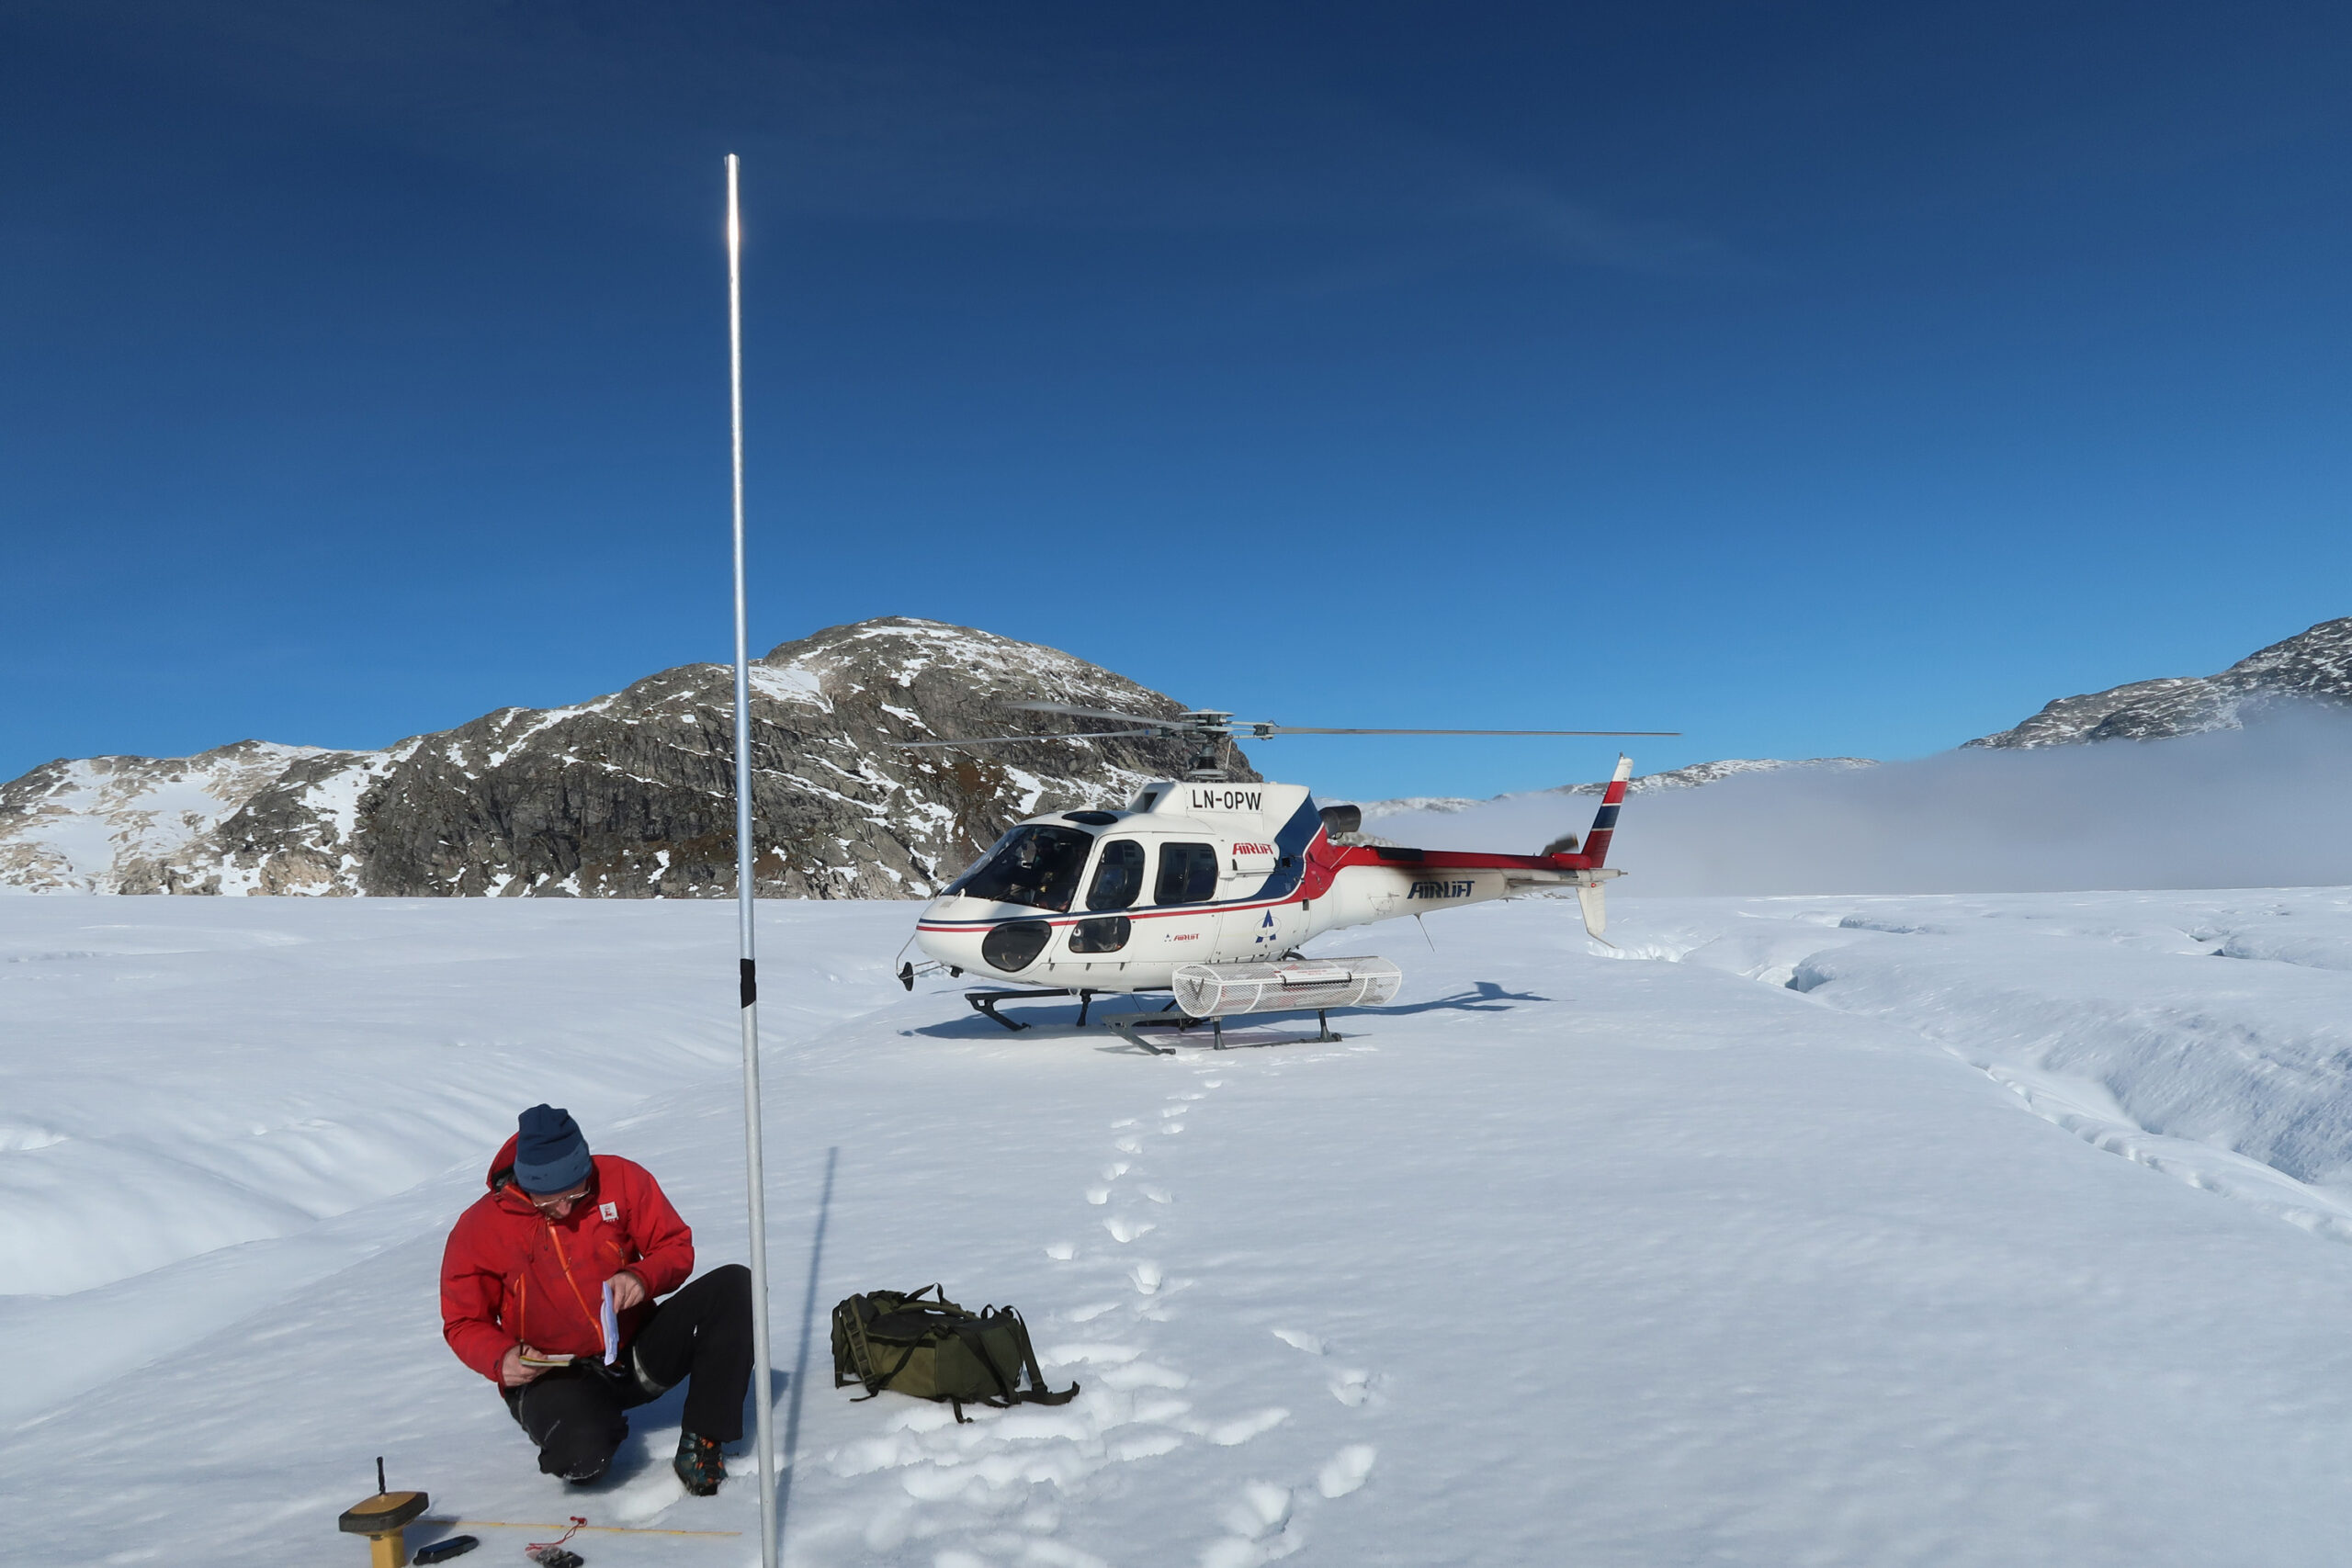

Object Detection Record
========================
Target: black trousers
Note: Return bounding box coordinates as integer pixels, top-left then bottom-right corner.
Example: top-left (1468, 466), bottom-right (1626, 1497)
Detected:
top-left (503, 1264), bottom-right (752, 1483)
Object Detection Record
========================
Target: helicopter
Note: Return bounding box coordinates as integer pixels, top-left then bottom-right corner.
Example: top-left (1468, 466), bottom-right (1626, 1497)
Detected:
top-left (893, 702), bottom-right (1673, 1038)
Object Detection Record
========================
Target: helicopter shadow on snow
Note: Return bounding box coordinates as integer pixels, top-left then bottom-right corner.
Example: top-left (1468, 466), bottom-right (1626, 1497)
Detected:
top-left (1359, 980), bottom-right (1548, 1015)
top-left (897, 980), bottom-right (1549, 1044)
top-left (1092, 981), bottom-right (1555, 1055)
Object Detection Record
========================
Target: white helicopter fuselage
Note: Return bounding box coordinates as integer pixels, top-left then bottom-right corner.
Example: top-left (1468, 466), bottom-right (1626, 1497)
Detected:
top-left (913, 773), bottom-right (1623, 992)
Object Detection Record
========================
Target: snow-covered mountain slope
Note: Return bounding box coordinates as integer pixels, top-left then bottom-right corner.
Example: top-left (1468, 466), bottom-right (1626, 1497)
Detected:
top-left (1356, 756), bottom-right (1876, 821)
top-left (13, 892), bottom-right (2352, 1566)
top-left (0, 619), bottom-right (1249, 899)
top-left (0, 740), bottom-right (336, 894)
top-left (1969, 615), bottom-right (2352, 747)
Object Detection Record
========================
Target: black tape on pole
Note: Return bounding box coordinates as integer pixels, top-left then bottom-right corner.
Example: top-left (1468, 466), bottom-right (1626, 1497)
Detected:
top-left (740, 958), bottom-right (758, 1009)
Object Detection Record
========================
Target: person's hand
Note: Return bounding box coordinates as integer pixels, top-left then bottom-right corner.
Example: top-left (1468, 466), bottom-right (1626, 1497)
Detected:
top-left (607, 1269), bottom-right (648, 1312)
top-left (501, 1345), bottom-right (546, 1387)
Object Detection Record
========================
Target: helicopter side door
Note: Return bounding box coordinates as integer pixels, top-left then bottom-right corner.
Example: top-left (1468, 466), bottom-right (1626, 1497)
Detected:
top-left (1143, 838), bottom-right (1221, 960)
top-left (1057, 836), bottom-right (1148, 966)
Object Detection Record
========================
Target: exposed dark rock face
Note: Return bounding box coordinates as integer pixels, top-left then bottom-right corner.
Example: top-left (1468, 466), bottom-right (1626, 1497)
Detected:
top-left (1966, 618), bottom-right (2352, 748)
top-left (0, 618), bottom-right (1254, 897)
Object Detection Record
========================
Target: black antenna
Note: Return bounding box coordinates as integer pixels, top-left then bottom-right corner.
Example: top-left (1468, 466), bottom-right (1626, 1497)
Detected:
top-left (376, 1456), bottom-right (387, 1495)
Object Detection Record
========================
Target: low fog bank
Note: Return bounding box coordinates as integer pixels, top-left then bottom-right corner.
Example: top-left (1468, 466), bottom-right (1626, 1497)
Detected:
top-left (1366, 707), bottom-right (2352, 896)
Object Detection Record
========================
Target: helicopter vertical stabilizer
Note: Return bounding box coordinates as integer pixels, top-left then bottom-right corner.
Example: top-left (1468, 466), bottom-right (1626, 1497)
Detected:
top-left (1579, 755), bottom-right (1634, 867)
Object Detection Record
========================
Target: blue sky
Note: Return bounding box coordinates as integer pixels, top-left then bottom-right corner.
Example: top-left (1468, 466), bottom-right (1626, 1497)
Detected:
top-left (4, 1), bottom-right (2348, 803)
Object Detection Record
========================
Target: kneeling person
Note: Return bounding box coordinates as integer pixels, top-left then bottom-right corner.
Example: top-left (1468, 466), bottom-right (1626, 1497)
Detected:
top-left (440, 1104), bottom-right (752, 1493)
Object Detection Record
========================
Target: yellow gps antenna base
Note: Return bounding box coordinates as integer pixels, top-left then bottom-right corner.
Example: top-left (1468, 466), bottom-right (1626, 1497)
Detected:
top-left (340, 1458), bottom-right (428, 1568)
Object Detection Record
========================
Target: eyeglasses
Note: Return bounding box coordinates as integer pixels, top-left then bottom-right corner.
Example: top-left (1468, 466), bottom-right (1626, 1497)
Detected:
top-left (525, 1182), bottom-right (591, 1211)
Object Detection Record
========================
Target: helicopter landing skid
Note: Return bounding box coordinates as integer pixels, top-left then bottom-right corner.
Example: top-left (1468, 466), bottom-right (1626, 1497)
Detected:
top-left (967, 987), bottom-right (1093, 1032)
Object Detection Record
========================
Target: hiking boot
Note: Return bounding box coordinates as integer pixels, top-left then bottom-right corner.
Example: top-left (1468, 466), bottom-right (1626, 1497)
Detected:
top-left (673, 1431), bottom-right (726, 1495)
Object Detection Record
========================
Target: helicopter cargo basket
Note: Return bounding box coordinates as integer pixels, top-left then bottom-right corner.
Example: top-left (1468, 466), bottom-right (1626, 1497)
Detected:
top-left (1170, 955), bottom-right (1402, 1019)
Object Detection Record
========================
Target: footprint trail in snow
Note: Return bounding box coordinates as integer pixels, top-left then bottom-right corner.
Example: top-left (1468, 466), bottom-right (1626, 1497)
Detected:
top-left (816, 1060), bottom-right (1380, 1567)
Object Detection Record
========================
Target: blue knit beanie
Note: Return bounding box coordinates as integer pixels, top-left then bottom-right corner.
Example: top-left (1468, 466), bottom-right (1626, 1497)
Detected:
top-left (513, 1104), bottom-right (593, 1194)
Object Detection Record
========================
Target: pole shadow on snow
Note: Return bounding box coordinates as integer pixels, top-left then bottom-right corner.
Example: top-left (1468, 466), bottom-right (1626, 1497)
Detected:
top-left (575, 1148), bottom-right (836, 1524)
top-left (773, 1144), bottom-right (838, 1551)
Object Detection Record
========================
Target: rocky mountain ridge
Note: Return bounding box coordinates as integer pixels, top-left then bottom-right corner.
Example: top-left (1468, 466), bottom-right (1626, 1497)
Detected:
top-left (1967, 616), bottom-right (2352, 748)
top-left (0, 619), bottom-right (1249, 898)
top-left (19, 614), bottom-right (2347, 899)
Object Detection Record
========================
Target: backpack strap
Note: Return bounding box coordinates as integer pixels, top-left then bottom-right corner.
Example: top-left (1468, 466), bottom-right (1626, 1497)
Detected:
top-left (1010, 1307), bottom-right (1080, 1406)
top-left (946, 1315), bottom-right (1023, 1416)
top-left (849, 1337), bottom-right (925, 1402)
top-left (841, 1292), bottom-right (922, 1399)
top-left (831, 1295), bottom-right (868, 1390)
top-left (910, 1282), bottom-right (976, 1317)
top-left (978, 1306), bottom-right (1080, 1408)
top-left (937, 1309), bottom-right (1019, 1425)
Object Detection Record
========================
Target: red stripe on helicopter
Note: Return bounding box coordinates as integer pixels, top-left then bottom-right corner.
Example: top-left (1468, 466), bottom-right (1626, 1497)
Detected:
top-left (913, 832), bottom-right (1592, 931)
top-left (1317, 844), bottom-right (1594, 873)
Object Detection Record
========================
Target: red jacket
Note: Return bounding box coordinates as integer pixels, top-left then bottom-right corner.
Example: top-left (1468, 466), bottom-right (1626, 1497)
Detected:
top-left (439, 1135), bottom-right (695, 1384)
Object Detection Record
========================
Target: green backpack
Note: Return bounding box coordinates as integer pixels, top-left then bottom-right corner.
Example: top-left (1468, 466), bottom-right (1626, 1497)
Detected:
top-left (831, 1284), bottom-right (1081, 1423)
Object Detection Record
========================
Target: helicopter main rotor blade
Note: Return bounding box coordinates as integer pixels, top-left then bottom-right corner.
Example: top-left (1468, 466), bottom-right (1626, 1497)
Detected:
top-left (1249, 727), bottom-right (1682, 738)
top-left (891, 729), bottom-right (1165, 749)
top-left (996, 699), bottom-right (1678, 739)
top-left (1008, 701), bottom-right (1179, 729)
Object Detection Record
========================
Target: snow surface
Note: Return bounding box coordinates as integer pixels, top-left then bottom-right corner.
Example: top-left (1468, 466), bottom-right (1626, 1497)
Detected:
top-left (13, 891), bottom-right (2352, 1565)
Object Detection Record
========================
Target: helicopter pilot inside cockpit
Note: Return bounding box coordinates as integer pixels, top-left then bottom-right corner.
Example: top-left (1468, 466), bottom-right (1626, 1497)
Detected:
top-left (946, 825), bottom-right (1093, 913)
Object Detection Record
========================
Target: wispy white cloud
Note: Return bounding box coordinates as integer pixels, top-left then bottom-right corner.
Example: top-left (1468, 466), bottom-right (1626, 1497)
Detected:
top-left (3, 0), bottom-right (1726, 276)
top-left (1467, 171), bottom-right (1727, 275)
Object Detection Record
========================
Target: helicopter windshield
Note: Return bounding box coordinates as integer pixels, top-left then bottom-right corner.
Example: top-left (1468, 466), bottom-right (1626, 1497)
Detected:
top-left (945, 825), bottom-right (1093, 912)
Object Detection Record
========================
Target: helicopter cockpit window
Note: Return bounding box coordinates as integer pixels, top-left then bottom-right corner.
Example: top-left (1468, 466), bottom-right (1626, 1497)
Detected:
top-left (1154, 842), bottom-right (1220, 905)
top-left (1086, 840), bottom-right (1147, 911)
top-left (946, 825), bottom-right (1092, 912)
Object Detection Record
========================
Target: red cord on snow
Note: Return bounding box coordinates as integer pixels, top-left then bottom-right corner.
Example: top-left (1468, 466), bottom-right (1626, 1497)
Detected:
top-left (524, 1517), bottom-right (586, 1566)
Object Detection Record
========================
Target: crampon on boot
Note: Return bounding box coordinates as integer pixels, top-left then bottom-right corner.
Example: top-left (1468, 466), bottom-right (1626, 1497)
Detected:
top-left (673, 1431), bottom-right (726, 1496)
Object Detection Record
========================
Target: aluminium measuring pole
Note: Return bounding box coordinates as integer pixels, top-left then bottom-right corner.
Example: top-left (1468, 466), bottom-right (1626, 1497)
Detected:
top-left (725, 152), bottom-right (781, 1568)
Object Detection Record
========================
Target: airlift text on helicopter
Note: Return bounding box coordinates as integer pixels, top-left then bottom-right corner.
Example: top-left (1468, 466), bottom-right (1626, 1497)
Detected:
top-left (895, 703), bottom-right (1675, 1045)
